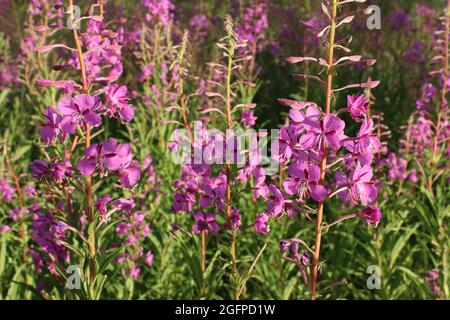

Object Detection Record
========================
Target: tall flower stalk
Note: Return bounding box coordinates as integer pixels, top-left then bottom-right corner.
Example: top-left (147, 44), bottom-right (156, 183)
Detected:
top-left (169, 15), bottom-right (268, 299)
top-left (432, 0), bottom-right (450, 163)
top-left (386, 1), bottom-right (450, 299)
top-left (68, 0), bottom-right (96, 284)
top-left (30, 0), bottom-right (140, 299)
top-left (257, 0), bottom-right (382, 300)
top-left (224, 16), bottom-right (238, 275)
top-left (310, 0), bottom-right (338, 300)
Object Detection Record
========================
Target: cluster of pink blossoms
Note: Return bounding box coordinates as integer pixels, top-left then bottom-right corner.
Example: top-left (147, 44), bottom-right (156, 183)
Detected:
top-left (115, 211), bottom-right (153, 279)
top-left (29, 3), bottom-right (150, 281)
top-left (381, 153), bottom-right (418, 183)
top-left (255, 93), bottom-right (382, 236)
top-left (124, 0), bottom-right (181, 110)
top-left (424, 269), bottom-right (442, 298)
top-left (0, 178), bottom-right (15, 203)
top-left (34, 21), bottom-right (138, 186)
top-left (384, 9), bottom-right (450, 185)
top-left (94, 194), bottom-right (154, 279)
top-left (170, 123), bottom-right (267, 235)
top-left (31, 207), bottom-right (70, 277)
top-left (169, 18), bottom-right (267, 236)
top-left (141, 0), bottom-right (175, 27)
top-left (0, 178), bottom-right (38, 235)
top-left (235, 2), bottom-right (269, 54)
top-left (188, 13), bottom-right (211, 44)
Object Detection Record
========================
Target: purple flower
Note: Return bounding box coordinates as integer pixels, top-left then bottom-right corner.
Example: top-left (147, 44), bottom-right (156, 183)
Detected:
top-left (105, 84), bottom-right (135, 123)
top-left (358, 206), bottom-right (382, 227)
top-left (252, 167), bottom-right (269, 200)
top-left (224, 209), bottom-right (241, 230)
top-left (391, 10), bottom-right (413, 31)
top-left (116, 222), bottom-right (132, 236)
top-left (31, 250), bottom-right (43, 274)
top-left (254, 212), bottom-right (270, 235)
top-left (189, 14), bottom-right (211, 43)
top-left (142, 0), bottom-right (175, 26)
top-left (112, 198), bottom-right (135, 214)
top-left (114, 210), bottom-right (153, 278)
top-left (423, 84), bottom-right (436, 102)
top-left (142, 223), bottom-right (151, 237)
top-left (119, 160), bottom-right (140, 189)
top-left (0, 225), bottom-right (10, 233)
top-left (199, 173), bottom-right (227, 209)
top-left (52, 161), bottom-right (73, 181)
top-left (266, 184), bottom-right (287, 217)
top-left (30, 160), bottom-right (72, 182)
top-left (300, 112), bottom-right (345, 152)
top-left (192, 212), bottom-right (219, 234)
top-left (424, 269), bottom-right (441, 298)
top-left (24, 185), bottom-right (37, 198)
top-left (96, 194), bottom-right (112, 215)
top-left (385, 153), bottom-right (408, 180)
top-left (336, 164), bottom-right (378, 205)
top-left (404, 41), bottom-right (425, 64)
top-left (51, 221), bottom-right (69, 237)
top-left (41, 107), bottom-right (63, 144)
top-left (0, 178), bottom-right (15, 203)
top-left (77, 138), bottom-right (132, 176)
top-left (58, 94), bottom-right (102, 130)
top-left (137, 65), bottom-right (154, 82)
top-left (236, 2), bottom-right (269, 53)
top-left (407, 170), bottom-right (418, 183)
top-left (280, 239), bottom-right (310, 284)
top-left (283, 161), bottom-right (326, 202)
top-left (344, 120), bottom-right (381, 165)
top-left (129, 267), bottom-right (140, 279)
top-left (9, 208), bottom-right (22, 221)
top-left (241, 110), bottom-right (257, 127)
top-left (32, 212), bottom-right (70, 270)
top-left (172, 192), bottom-right (196, 213)
top-left (30, 160), bottom-right (51, 176)
top-left (347, 94), bottom-right (368, 122)
top-left (278, 125), bottom-right (298, 163)
top-left (144, 251), bottom-right (154, 267)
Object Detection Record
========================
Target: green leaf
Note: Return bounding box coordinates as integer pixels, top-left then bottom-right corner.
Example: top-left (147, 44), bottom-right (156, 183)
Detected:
top-left (6, 265), bottom-right (25, 300)
top-left (389, 224), bottom-right (420, 269)
top-left (0, 234), bottom-right (6, 279)
top-left (12, 145), bottom-right (31, 161)
top-left (0, 89), bottom-right (10, 105)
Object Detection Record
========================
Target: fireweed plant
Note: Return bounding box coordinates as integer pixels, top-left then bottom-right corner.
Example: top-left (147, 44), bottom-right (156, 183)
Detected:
top-left (168, 16), bottom-right (270, 299)
top-left (383, 2), bottom-right (450, 299)
top-left (125, 0), bottom-right (180, 147)
top-left (28, 1), bottom-right (153, 299)
top-left (0, 0), bottom-right (449, 301)
top-left (257, 0), bottom-right (382, 300)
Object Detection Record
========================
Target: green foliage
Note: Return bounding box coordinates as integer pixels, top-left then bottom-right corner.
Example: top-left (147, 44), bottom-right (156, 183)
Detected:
top-left (0, 0), bottom-right (448, 300)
